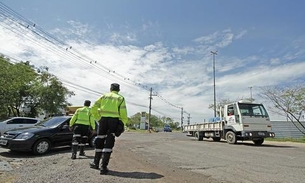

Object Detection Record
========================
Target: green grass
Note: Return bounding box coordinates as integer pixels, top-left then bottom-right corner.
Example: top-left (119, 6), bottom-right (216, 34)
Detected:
top-left (265, 137), bottom-right (305, 143)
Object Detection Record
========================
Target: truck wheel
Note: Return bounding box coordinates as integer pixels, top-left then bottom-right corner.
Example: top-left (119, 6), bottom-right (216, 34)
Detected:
top-left (32, 139), bottom-right (51, 155)
top-left (212, 137), bottom-right (221, 142)
top-left (253, 138), bottom-right (264, 146)
top-left (195, 132), bottom-right (203, 141)
top-left (225, 131), bottom-right (237, 144)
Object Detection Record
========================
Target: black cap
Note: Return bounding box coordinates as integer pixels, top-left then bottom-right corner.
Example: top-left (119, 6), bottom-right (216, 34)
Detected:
top-left (84, 100), bottom-right (91, 107)
top-left (110, 83), bottom-right (120, 91)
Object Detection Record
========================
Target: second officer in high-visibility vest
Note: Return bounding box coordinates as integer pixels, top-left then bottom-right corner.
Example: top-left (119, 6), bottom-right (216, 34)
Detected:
top-left (89, 83), bottom-right (128, 174)
top-left (69, 100), bottom-right (96, 159)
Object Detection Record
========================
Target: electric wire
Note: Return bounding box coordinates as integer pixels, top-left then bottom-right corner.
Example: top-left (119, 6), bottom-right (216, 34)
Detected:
top-left (0, 2), bottom-right (185, 119)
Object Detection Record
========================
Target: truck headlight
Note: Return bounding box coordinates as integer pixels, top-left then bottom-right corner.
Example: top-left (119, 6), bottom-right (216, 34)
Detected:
top-left (15, 132), bottom-right (34, 140)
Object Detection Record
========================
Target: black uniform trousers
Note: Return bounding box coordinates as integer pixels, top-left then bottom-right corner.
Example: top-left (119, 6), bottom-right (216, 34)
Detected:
top-left (95, 117), bottom-right (119, 153)
top-left (72, 124), bottom-right (90, 154)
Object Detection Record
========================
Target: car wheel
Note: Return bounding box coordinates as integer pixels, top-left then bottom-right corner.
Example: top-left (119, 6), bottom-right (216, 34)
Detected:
top-left (32, 139), bottom-right (51, 155)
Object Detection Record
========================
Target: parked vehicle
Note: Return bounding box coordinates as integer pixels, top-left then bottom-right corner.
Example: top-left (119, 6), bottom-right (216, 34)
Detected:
top-left (183, 100), bottom-right (275, 145)
top-left (0, 117), bottom-right (40, 136)
top-left (0, 116), bottom-right (96, 155)
top-left (164, 126), bottom-right (172, 132)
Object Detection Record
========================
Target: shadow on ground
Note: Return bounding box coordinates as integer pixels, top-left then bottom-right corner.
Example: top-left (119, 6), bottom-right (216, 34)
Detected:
top-left (107, 170), bottom-right (164, 179)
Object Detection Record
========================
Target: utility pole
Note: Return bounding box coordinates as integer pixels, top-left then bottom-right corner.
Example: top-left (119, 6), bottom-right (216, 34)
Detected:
top-left (183, 111), bottom-right (191, 125)
top-left (187, 113), bottom-right (190, 125)
top-left (148, 88), bottom-right (157, 131)
top-left (181, 107), bottom-right (184, 131)
top-left (211, 51), bottom-right (218, 117)
top-left (248, 86), bottom-right (253, 101)
top-left (148, 88), bottom-right (153, 131)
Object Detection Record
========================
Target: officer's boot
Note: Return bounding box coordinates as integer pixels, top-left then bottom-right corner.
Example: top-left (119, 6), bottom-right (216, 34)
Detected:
top-left (90, 152), bottom-right (102, 169)
top-left (71, 145), bottom-right (78, 159)
top-left (100, 152), bottom-right (111, 174)
top-left (79, 145), bottom-right (85, 156)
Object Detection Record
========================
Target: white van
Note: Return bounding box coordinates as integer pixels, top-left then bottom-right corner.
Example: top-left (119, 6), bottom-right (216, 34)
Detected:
top-left (0, 117), bottom-right (40, 136)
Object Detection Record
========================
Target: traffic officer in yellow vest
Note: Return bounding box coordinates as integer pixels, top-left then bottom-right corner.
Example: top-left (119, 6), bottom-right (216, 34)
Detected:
top-left (89, 83), bottom-right (128, 174)
top-left (69, 100), bottom-right (96, 159)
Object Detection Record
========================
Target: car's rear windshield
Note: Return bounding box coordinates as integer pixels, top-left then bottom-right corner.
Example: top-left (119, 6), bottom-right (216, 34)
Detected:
top-left (35, 117), bottom-right (68, 127)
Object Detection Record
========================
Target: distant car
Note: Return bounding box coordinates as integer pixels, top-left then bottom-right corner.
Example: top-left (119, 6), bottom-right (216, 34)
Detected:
top-left (0, 117), bottom-right (40, 136)
top-left (164, 126), bottom-right (172, 132)
top-left (0, 116), bottom-right (96, 155)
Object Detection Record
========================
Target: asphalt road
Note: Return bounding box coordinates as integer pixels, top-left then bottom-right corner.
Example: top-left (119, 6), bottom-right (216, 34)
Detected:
top-left (0, 131), bottom-right (305, 183)
top-left (120, 131), bottom-right (305, 183)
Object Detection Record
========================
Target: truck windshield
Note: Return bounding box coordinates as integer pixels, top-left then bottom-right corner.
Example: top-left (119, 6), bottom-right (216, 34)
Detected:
top-left (238, 103), bottom-right (269, 117)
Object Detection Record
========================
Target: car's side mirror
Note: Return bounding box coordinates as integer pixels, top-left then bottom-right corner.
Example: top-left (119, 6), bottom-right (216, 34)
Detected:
top-left (62, 124), bottom-right (69, 130)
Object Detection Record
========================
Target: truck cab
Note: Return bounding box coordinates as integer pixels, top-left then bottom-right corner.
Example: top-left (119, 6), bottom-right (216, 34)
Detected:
top-left (220, 100), bottom-right (275, 145)
top-left (183, 100), bottom-right (275, 145)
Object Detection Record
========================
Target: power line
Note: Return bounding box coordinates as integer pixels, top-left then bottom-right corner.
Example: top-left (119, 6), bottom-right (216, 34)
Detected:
top-left (0, 2), bottom-right (152, 91)
top-left (0, 2), bottom-right (188, 118)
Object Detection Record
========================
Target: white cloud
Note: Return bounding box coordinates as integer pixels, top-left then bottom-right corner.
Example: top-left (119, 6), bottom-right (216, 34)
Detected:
top-left (109, 32), bottom-right (137, 44)
top-left (270, 58), bottom-right (281, 65)
top-left (67, 20), bottom-right (91, 36)
top-left (0, 18), bottom-right (304, 124)
top-left (50, 20), bottom-right (91, 38)
top-left (193, 31), bottom-right (219, 44)
top-left (235, 30), bottom-right (248, 40)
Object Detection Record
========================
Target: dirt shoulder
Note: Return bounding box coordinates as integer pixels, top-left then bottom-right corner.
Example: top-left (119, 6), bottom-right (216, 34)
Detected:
top-left (0, 132), bottom-right (222, 183)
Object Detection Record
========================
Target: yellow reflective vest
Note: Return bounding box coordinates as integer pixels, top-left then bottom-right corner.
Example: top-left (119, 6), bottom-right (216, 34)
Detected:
top-left (91, 91), bottom-right (128, 124)
top-left (69, 106), bottom-right (96, 130)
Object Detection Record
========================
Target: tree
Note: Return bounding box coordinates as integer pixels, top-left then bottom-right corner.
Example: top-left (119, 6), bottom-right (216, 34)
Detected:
top-left (0, 57), bottom-right (37, 117)
top-left (161, 116), bottom-right (174, 124)
top-left (0, 57), bottom-right (74, 118)
top-left (10, 61), bottom-right (38, 116)
top-left (167, 121), bottom-right (180, 130)
top-left (0, 56), bottom-right (11, 118)
top-left (128, 112), bottom-right (178, 129)
top-left (259, 84), bottom-right (305, 134)
top-left (128, 112), bottom-right (142, 128)
top-left (27, 67), bottom-right (74, 117)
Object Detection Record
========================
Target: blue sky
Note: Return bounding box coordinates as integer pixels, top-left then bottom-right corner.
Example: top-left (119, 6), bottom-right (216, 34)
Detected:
top-left (0, 0), bottom-right (304, 123)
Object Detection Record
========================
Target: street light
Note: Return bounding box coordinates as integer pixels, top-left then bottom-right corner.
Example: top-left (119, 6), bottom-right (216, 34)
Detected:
top-left (211, 51), bottom-right (218, 117)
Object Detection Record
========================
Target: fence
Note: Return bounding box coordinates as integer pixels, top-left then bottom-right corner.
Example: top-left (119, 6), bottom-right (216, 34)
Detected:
top-left (270, 120), bottom-right (305, 138)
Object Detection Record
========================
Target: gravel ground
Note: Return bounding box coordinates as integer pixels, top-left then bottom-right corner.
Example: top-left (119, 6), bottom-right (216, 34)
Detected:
top-left (1, 131), bottom-right (305, 183)
top-left (0, 132), bottom-right (221, 183)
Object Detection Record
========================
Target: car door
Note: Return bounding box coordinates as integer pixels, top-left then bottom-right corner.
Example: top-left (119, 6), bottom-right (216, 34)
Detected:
top-left (52, 118), bottom-right (73, 146)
